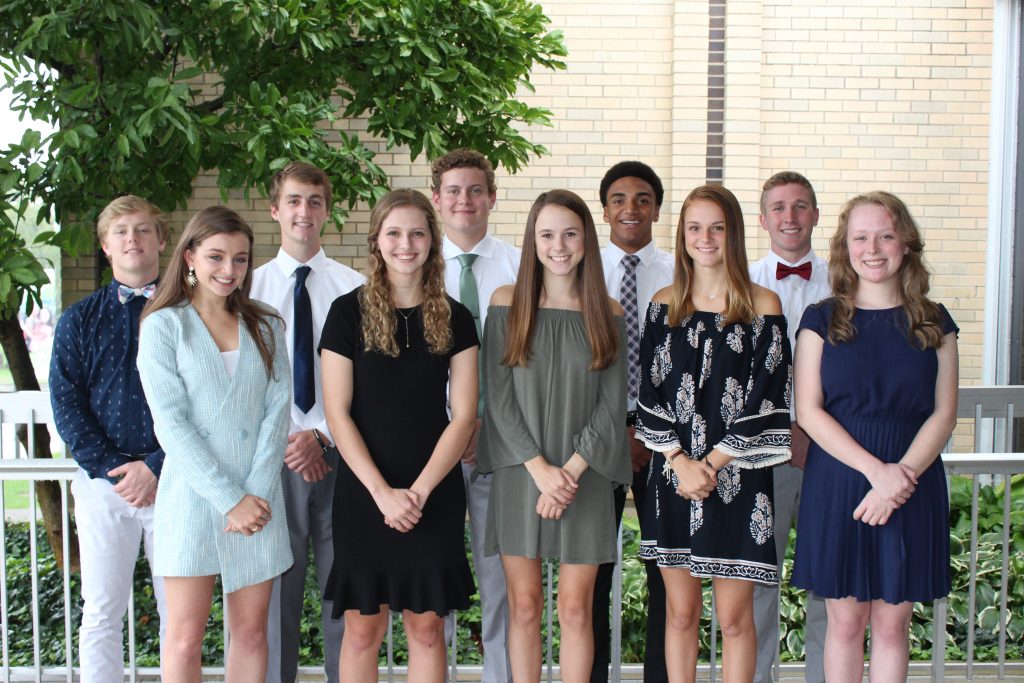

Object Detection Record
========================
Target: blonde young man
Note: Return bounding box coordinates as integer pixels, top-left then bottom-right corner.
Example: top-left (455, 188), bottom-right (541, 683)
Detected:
top-left (748, 171), bottom-right (829, 683)
top-left (433, 148), bottom-right (519, 683)
top-left (251, 162), bottom-right (365, 683)
top-left (50, 196), bottom-right (170, 682)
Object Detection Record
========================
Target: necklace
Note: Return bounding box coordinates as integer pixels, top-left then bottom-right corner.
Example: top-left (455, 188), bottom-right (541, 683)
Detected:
top-left (705, 290), bottom-right (723, 300)
top-left (396, 307), bottom-right (416, 348)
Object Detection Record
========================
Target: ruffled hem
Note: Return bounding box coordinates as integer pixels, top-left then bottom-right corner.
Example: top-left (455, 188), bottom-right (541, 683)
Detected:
top-left (639, 541), bottom-right (778, 585)
top-left (325, 563), bottom-right (475, 618)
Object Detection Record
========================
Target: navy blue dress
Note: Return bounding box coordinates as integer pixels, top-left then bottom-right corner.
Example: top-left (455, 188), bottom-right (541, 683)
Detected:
top-left (792, 301), bottom-right (957, 604)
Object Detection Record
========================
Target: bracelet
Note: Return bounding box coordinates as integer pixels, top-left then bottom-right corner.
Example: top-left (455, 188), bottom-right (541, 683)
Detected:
top-left (665, 449), bottom-right (684, 464)
top-left (312, 428), bottom-right (329, 454)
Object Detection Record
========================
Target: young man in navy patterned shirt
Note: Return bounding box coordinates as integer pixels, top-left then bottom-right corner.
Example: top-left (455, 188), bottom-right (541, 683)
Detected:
top-left (50, 195), bottom-right (169, 683)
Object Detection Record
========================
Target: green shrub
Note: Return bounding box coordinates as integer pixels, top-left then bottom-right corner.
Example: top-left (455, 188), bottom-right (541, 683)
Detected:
top-left (3, 474), bottom-right (1021, 667)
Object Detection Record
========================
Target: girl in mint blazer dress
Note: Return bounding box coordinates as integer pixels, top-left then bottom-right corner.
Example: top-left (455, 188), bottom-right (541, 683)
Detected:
top-left (137, 206), bottom-right (292, 681)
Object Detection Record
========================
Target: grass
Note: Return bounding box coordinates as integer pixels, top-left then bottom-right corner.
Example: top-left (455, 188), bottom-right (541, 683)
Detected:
top-left (2, 480), bottom-right (31, 511)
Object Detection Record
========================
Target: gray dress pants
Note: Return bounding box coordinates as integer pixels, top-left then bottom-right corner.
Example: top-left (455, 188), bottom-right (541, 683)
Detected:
top-left (265, 452), bottom-right (345, 683)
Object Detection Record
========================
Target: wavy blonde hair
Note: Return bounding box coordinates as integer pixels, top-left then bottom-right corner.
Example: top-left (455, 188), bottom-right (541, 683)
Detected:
top-left (827, 191), bottom-right (945, 348)
top-left (361, 189), bottom-right (451, 356)
top-left (669, 184), bottom-right (754, 326)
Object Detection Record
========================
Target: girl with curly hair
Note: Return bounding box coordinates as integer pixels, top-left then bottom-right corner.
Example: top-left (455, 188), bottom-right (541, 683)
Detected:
top-left (792, 192), bottom-right (958, 683)
top-left (319, 189), bottom-right (479, 681)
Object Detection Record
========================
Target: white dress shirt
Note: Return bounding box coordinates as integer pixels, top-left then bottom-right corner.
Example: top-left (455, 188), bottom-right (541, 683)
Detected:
top-left (251, 247), bottom-right (366, 442)
top-left (601, 240), bottom-right (675, 411)
top-left (749, 249), bottom-right (831, 419)
top-left (442, 233), bottom-right (521, 328)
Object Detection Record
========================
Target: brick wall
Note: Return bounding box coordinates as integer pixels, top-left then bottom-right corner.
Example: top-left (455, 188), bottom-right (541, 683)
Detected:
top-left (62, 0), bottom-right (993, 409)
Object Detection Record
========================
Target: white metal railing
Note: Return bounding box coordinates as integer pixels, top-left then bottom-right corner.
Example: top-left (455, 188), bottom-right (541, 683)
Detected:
top-left (3, 389), bottom-right (1023, 681)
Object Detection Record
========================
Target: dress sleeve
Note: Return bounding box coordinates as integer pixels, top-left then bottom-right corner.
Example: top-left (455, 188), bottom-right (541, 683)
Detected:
top-left (137, 309), bottom-right (247, 515)
top-left (636, 302), bottom-right (683, 453)
top-left (318, 290), bottom-right (360, 359)
top-left (937, 304), bottom-right (959, 336)
top-left (449, 299), bottom-right (481, 355)
top-left (571, 316), bottom-right (631, 485)
top-left (713, 315), bottom-right (793, 469)
top-left (476, 306), bottom-right (543, 473)
top-left (797, 300), bottom-right (831, 340)
top-left (242, 316), bottom-right (291, 501)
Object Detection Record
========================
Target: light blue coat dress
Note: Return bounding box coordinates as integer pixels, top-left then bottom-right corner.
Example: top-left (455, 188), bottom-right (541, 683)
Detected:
top-left (137, 304), bottom-right (293, 592)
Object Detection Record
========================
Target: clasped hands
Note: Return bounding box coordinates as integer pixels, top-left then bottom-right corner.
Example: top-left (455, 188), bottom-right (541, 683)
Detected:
top-left (529, 460), bottom-right (579, 520)
top-left (854, 461), bottom-right (918, 526)
top-left (373, 486), bottom-right (426, 533)
top-left (669, 452), bottom-right (717, 501)
top-left (225, 493), bottom-right (272, 537)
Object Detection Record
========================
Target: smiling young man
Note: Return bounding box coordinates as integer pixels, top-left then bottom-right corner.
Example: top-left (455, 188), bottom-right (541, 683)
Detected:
top-left (432, 148), bottom-right (519, 683)
top-left (250, 162), bottom-right (365, 683)
top-left (747, 171), bottom-right (829, 683)
top-left (594, 161), bottom-right (674, 683)
top-left (49, 196), bottom-right (170, 683)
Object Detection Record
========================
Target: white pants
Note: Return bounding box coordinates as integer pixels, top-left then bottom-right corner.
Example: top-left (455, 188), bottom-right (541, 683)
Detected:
top-left (71, 469), bottom-right (167, 683)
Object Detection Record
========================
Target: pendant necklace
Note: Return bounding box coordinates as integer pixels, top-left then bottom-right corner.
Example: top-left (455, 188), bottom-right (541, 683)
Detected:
top-left (397, 307), bottom-right (416, 348)
top-left (705, 290), bottom-right (723, 300)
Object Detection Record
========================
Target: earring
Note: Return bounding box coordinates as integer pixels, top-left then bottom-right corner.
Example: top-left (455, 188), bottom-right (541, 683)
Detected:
top-left (186, 267), bottom-right (197, 287)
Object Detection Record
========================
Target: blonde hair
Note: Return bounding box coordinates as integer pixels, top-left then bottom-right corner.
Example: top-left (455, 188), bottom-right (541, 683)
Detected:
top-left (827, 191), bottom-right (945, 349)
top-left (361, 190), bottom-right (451, 357)
top-left (668, 184), bottom-right (754, 327)
top-left (97, 195), bottom-right (169, 244)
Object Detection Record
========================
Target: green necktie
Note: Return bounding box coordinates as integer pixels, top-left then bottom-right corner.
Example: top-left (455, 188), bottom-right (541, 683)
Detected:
top-left (457, 253), bottom-right (484, 417)
top-left (457, 253), bottom-right (481, 338)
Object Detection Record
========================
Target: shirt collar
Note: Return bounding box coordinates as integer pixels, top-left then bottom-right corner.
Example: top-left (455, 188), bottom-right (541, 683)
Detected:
top-left (273, 247), bottom-right (329, 278)
top-left (443, 233), bottom-right (498, 260)
top-left (604, 239), bottom-right (659, 267)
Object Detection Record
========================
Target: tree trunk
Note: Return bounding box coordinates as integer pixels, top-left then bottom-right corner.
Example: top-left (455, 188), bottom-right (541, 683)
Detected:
top-left (0, 313), bottom-right (79, 571)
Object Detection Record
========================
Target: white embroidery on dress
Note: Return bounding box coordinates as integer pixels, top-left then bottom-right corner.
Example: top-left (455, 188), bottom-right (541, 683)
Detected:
top-left (726, 324), bottom-right (744, 353)
top-left (652, 335), bottom-right (673, 388)
top-left (688, 320), bottom-right (705, 348)
top-left (714, 313), bottom-right (725, 331)
top-left (751, 315), bottom-right (765, 346)
top-left (690, 499), bottom-right (704, 536)
top-left (716, 463), bottom-right (741, 504)
top-left (649, 301), bottom-right (663, 323)
top-left (765, 324), bottom-right (783, 374)
top-left (691, 413), bottom-right (707, 458)
top-left (784, 366), bottom-right (793, 410)
top-left (759, 399), bottom-right (774, 415)
top-left (721, 376), bottom-right (744, 427)
top-left (675, 373), bottom-right (696, 423)
top-left (750, 492), bottom-right (774, 546)
top-left (699, 338), bottom-right (713, 388)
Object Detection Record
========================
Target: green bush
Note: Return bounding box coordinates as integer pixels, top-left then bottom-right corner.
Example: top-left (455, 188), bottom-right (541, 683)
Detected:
top-left (3, 474), bottom-right (1021, 667)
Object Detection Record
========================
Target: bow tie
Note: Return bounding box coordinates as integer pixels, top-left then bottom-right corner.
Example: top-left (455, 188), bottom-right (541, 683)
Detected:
top-left (118, 283), bottom-right (157, 304)
top-left (775, 262), bottom-right (812, 281)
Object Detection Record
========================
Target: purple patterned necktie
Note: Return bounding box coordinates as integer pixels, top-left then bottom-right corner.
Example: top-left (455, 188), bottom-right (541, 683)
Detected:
top-left (620, 254), bottom-right (641, 401)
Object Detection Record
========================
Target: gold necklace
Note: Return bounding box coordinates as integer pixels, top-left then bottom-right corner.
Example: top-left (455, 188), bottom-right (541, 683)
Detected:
top-left (396, 307), bottom-right (416, 348)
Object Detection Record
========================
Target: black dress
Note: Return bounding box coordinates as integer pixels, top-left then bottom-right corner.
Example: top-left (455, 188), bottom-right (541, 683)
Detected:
top-left (635, 303), bottom-right (793, 584)
top-left (318, 288), bottom-right (478, 616)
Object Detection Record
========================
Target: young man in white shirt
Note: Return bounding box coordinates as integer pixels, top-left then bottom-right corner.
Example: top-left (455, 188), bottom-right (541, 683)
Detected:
top-left (251, 162), bottom-right (365, 683)
top-left (748, 171), bottom-right (829, 683)
top-left (594, 161), bottom-right (674, 683)
top-left (432, 148), bottom-right (519, 683)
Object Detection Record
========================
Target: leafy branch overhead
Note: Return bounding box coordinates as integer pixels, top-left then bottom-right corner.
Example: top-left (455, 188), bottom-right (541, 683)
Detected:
top-left (0, 0), bottom-right (567, 247)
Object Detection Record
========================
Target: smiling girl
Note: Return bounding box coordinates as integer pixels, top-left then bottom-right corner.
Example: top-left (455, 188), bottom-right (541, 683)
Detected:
top-left (138, 206), bottom-right (292, 682)
top-left (476, 190), bottom-right (630, 683)
top-left (635, 184), bottom-right (792, 683)
top-left (318, 189), bottom-right (478, 682)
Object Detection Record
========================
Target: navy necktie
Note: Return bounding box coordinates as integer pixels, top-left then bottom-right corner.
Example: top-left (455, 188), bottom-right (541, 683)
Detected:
top-left (293, 265), bottom-right (314, 413)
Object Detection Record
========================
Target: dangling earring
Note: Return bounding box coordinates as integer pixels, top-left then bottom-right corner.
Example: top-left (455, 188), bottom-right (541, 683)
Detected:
top-left (186, 267), bottom-right (197, 287)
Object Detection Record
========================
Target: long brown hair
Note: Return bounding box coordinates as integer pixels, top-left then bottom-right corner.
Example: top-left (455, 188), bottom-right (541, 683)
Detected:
top-left (668, 184), bottom-right (754, 326)
top-left (502, 190), bottom-right (619, 370)
top-left (360, 189), bottom-right (451, 356)
top-left (142, 206), bottom-right (281, 377)
top-left (827, 191), bottom-right (945, 348)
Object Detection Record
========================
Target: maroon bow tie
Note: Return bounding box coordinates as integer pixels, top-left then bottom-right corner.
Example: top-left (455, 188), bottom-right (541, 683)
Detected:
top-left (776, 262), bottom-right (812, 280)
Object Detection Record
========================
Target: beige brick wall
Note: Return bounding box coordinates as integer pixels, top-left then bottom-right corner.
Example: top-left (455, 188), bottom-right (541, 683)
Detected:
top-left (62, 0), bottom-right (993, 435)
